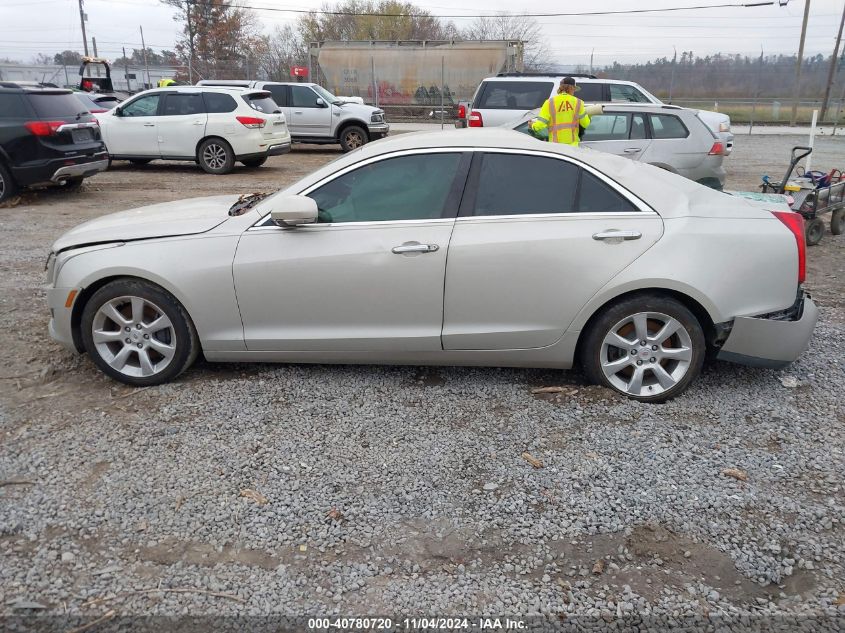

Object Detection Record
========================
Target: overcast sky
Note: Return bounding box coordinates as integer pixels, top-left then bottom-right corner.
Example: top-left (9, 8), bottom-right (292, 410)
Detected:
top-left (1, 0), bottom-right (843, 66)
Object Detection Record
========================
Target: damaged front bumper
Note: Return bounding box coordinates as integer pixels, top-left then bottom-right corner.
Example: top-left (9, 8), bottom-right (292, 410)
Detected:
top-left (716, 291), bottom-right (818, 369)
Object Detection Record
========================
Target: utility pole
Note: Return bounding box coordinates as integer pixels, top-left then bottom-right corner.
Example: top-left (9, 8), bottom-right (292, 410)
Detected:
top-left (589, 48), bottom-right (594, 75)
top-left (820, 1), bottom-right (845, 120)
top-left (123, 46), bottom-right (131, 92)
top-left (140, 26), bottom-right (151, 88)
top-left (78, 0), bottom-right (89, 56)
top-left (669, 46), bottom-right (677, 103)
top-left (186, 0), bottom-right (194, 84)
top-left (92, 37), bottom-right (100, 76)
top-left (790, 0), bottom-right (811, 126)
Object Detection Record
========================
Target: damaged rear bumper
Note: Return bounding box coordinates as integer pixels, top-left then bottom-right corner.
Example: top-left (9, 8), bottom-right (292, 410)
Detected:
top-left (716, 291), bottom-right (818, 369)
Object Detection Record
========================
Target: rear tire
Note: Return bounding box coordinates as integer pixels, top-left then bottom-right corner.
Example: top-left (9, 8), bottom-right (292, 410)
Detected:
top-left (339, 125), bottom-right (368, 152)
top-left (580, 294), bottom-right (705, 403)
top-left (241, 157), bottom-right (267, 168)
top-left (830, 208), bottom-right (844, 236)
top-left (0, 162), bottom-right (18, 203)
top-left (805, 217), bottom-right (825, 246)
top-left (198, 138), bottom-right (235, 175)
top-left (80, 279), bottom-right (200, 387)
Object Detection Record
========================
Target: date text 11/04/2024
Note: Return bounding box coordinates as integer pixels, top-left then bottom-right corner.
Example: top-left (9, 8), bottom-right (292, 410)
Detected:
top-left (307, 617), bottom-right (527, 630)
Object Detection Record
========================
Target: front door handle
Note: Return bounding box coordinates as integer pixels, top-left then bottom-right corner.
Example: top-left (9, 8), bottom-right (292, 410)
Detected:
top-left (143, 123), bottom-right (155, 127)
top-left (392, 242), bottom-right (439, 254)
top-left (193, 120), bottom-right (204, 125)
top-left (623, 147), bottom-right (642, 154)
top-left (592, 230), bottom-right (642, 241)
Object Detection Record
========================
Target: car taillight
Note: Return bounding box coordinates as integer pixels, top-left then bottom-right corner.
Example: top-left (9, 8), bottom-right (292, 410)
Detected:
top-left (24, 121), bottom-right (65, 136)
top-left (468, 110), bottom-right (483, 127)
top-left (772, 210), bottom-right (806, 285)
top-left (708, 142), bottom-right (725, 155)
top-left (236, 116), bottom-right (266, 129)
top-left (457, 104), bottom-right (466, 119)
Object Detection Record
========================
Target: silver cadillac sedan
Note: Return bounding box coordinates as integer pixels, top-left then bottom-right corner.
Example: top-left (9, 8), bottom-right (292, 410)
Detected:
top-left (46, 129), bottom-right (817, 402)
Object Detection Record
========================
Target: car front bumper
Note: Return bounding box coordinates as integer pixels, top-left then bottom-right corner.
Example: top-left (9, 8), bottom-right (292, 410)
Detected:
top-left (717, 292), bottom-right (817, 369)
top-left (47, 286), bottom-right (80, 353)
top-left (367, 122), bottom-right (390, 139)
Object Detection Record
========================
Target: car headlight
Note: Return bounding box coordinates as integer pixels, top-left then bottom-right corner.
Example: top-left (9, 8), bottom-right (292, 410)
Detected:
top-left (371, 111), bottom-right (385, 123)
top-left (45, 251), bottom-right (56, 285)
top-left (719, 121), bottom-right (731, 132)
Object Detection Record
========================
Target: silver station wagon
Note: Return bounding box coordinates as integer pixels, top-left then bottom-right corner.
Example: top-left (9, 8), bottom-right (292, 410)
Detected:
top-left (512, 104), bottom-right (727, 190)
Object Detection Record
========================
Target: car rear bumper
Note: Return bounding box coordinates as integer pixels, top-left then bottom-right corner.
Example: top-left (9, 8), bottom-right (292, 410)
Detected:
top-left (13, 151), bottom-right (109, 187)
top-left (51, 158), bottom-right (110, 183)
top-left (237, 142), bottom-right (291, 161)
top-left (717, 292), bottom-right (817, 369)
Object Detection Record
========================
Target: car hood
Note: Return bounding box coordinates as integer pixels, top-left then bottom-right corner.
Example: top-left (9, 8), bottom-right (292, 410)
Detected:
top-left (52, 194), bottom-right (240, 252)
top-left (335, 101), bottom-right (381, 116)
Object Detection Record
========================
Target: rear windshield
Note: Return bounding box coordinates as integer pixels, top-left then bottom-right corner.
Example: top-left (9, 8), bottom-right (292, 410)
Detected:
top-left (244, 93), bottom-right (279, 114)
top-left (475, 81), bottom-right (553, 110)
top-left (28, 92), bottom-right (88, 118)
top-left (574, 83), bottom-right (604, 102)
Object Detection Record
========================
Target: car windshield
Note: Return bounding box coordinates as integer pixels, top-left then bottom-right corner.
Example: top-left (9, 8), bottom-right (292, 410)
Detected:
top-left (312, 85), bottom-right (341, 105)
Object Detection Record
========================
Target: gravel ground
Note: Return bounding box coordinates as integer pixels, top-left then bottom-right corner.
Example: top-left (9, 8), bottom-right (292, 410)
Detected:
top-left (1, 134), bottom-right (844, 632)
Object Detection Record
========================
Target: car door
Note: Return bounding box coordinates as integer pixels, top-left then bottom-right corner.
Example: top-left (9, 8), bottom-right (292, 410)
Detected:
top-left (104, 93), bottom-right (161, 156)
top-left (441, 150), bottom-right (663, 351)
top-left (233, 151), bottom-right (470, 352)
top-left (581, 112), bottom-right (652, 161)
top-left (639, 113), bottom-right (699, 171)
top-left (288, 85), bottom-right (332, 137)
top-left (156, 92), bottom-right (207, 158)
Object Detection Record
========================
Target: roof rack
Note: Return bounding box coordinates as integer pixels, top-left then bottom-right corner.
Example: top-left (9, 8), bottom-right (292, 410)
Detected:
top-left (496, 72), bottom-right (597, 79)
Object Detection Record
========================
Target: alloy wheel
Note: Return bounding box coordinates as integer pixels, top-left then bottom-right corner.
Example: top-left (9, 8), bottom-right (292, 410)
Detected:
top-left (91, 295), bottom-right (177, 378)
top-left (0, 172), bottom-right (5, 199)
top-left (599, 311), bottom-right (694, 398)
top-left (202, 143), bottom-right (227, 170)
top-left (344, 131), bottom-right (364, 149)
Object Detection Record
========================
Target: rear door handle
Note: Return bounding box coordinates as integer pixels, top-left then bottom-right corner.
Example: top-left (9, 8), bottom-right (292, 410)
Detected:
top-left (592, 230), bottom-right (642, 241)
top-left (623, 147), bottom-right (642, 154)
top-left (143, 123), bottom-right (155, 127)
top-left (193, 120), bottom-right (204, 125)
top-left (392, 242), bottom-right (439, 254)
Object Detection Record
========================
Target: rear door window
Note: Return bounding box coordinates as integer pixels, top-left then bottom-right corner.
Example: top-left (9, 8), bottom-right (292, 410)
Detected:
top-left (609, 84), bottom-right (651, 103)
top-left (630, 113), bottom-right (647, 139)
top-left (577, 171), bottom-right (639, 213)
top-left (574, 83), bottom-right (604, 102)
top-left (472, 153), bottom-right (579, 215)
top-left (162, 93), bottom-right (204, 116)
top-left (475, 81), bottom-right (554, 110)
top-left (266, 85), bottom-right (288, 107)
top-left (203, 92), bottom-right (237, 113)
top-left (27, 92), bottom-right (88, 118)
top-left (245, 93), bottom-right (279, 113)
top-left (649, 114), bottom-right (689, 139)
top-left (581, 114), bottom-right (630, 141)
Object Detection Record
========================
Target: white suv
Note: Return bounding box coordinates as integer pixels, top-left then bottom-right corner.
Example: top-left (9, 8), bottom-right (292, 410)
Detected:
top-left (463, 73), bottom-right (733, 154)
top-left (95, 86), bottom-right (291, 174)
top-left (197, 80), bottom-right (389, 152)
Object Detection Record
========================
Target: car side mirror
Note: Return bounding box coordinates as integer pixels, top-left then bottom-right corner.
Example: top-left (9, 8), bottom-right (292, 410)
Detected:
top-left (113, 106), bottom-right (122, 116)
top-left (315, 98), bottom-right (326, 108)
top-left (270, 195), bottom-right (318, 227)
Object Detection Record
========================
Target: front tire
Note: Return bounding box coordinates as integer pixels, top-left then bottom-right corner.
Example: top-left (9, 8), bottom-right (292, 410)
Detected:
top-left (241, 157), bottom-right (267, 168)
top-left (81, 279), bottom-right (200, 386)
top-left (198, 138), bottom-right (235, 175)
top-left (0, 162), bottom-right (18, 203)
top-left (580, 294), bottom-right (705, 403)
top-left (339, 125), bottom-right (368, 152)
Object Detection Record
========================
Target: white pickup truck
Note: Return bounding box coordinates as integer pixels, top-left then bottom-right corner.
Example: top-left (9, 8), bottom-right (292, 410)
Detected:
top-left (197, 80), bottom-right (389, 152)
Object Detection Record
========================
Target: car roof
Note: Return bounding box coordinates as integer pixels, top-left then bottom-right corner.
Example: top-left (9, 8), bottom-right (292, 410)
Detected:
top-left (480, 75), bottom-right (644, 87)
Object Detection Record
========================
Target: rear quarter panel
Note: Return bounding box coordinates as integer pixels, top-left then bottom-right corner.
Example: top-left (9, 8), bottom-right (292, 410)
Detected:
top-left (567, 215), bottom-right (798, 331)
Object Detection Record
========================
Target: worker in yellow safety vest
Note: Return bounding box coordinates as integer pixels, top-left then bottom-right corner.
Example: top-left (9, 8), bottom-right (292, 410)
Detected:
top-left (531, 77), bottom-right (591, 146)
top-left (158, 78), bottom-right (176, 88)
